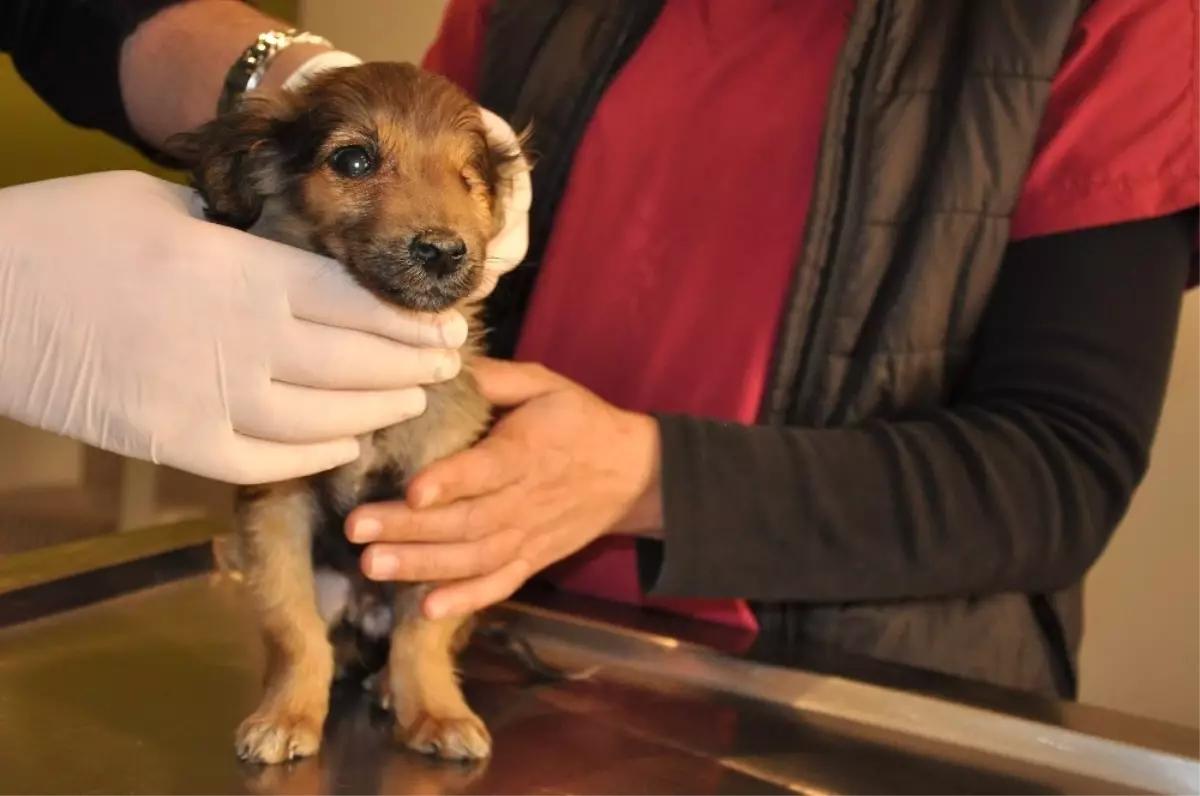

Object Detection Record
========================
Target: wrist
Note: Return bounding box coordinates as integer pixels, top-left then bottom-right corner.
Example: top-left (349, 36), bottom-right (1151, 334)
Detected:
top-left (118, 2), bottom-right (346, 147)
top-left (226, 38), bottom-right (334, 102)
top-left (217, 31), bottom-right (353, 113)
top-left (612, 412), bottom-right (665, 538)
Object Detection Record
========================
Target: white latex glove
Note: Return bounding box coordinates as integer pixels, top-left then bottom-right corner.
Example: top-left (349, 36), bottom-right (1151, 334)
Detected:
top-left (0, 170), bottom-right (466, 485)
top-left (474, 106), bottom-right (533, 299)
top-left (283, 52), bottom-right (532, 301)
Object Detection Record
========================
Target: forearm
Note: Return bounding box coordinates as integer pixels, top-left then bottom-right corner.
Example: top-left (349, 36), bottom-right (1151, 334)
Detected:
top-left (3, 0), bottom-right (340, 155)
top-left (119, 0), bottom-right (334, 148)
top-left (630, 210), bottom-right (1193, 604)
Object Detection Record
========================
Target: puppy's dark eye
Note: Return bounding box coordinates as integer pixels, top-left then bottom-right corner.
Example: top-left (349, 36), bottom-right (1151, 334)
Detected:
top-left (329, 146), bottom-right (375, 178)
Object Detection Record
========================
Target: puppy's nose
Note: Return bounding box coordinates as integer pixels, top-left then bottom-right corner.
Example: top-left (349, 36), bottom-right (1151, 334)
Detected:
top-left (409, 231), bottom-right (467, 278)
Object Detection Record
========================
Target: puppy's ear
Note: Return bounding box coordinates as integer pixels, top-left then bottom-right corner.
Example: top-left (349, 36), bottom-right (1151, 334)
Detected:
top-left (482, 121), bottom-right (534, 236)
top-left (165, 95), bottom-right (293, 230)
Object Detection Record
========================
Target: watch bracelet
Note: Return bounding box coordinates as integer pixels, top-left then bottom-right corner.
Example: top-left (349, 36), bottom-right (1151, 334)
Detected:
top-left (218, 28), bottom-right (333, 115)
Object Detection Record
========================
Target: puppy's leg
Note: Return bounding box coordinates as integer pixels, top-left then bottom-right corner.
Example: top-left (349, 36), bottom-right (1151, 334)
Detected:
top-left (374, 368), bottom-right (493, 759)
top-left (387, 586), bottom-right (490, 760)
top-left (235, 482), bottom-right (334, 764)
top-left (451, 613), bottom-right (479, 655)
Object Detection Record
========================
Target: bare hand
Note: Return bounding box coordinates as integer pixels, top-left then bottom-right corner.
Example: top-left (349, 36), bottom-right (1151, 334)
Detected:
top-left (346, 358), bottom-right (660, 619)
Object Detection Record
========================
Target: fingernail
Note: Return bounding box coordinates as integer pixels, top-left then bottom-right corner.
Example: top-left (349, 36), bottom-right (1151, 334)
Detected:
top-left (425, 312), bottom-right (465, 347)
top-left (351, 517), bottom-right (381, 542)
top-left (435, 351), bottom-right (462, 382)
top-left (425, 598), bottom-right (447, 620)
top-left (409, 484), bottom-right (438, 509)
top-left (367, 552), bottom-right (398, 580)
top-left (441, 313), bottom-right (468, 348)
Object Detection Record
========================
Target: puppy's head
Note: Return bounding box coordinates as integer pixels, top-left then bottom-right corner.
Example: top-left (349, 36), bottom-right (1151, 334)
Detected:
top-left (168, 62), bottom-right (525, 312)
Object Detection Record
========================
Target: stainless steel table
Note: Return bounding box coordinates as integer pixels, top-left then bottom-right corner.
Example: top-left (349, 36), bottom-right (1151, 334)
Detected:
top-left (0, 521), bottom-right (1196, 795)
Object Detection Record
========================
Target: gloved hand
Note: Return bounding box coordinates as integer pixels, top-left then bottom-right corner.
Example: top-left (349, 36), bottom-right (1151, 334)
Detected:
top-left (0, 170), bottom-right (467, 485)
top-left (473, 106), bottom-right (533, 299)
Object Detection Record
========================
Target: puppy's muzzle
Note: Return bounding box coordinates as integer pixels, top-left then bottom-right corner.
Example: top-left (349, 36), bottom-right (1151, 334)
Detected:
top-left (355, 228), bottom-right (479, 312)
top-left (409, 229), bottom-right (467, 279)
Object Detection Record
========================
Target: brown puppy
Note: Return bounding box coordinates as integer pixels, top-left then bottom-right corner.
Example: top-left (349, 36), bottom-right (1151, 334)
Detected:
top-left (167, 61), bottom-right (526, 765)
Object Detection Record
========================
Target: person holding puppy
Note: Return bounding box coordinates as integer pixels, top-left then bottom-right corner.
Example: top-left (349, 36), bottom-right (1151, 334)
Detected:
top-left (0, 0), bottom-right (529, 485)
top-left (344, 0), bottom-right (1200, 701)
top-left (3, 0), bottom-right (1195, 705)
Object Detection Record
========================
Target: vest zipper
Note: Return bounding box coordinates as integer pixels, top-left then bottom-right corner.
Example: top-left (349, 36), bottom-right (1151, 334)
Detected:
top-left (757, 0), bottom-right (885, 427)
top-left (751, 2), bottom-right (1087, 697)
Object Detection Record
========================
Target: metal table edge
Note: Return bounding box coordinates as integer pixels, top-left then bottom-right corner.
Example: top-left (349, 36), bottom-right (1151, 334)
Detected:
top-left (2, 518), bottom-right (1197, 796)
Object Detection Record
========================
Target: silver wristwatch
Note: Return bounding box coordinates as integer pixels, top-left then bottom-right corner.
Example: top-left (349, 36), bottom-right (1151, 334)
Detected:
top-left (218, 28), bottom-right (333, 115)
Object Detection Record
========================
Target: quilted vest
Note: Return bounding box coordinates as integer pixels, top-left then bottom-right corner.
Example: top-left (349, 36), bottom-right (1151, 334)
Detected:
top-left (477, 0), bottom-right (1092, 698)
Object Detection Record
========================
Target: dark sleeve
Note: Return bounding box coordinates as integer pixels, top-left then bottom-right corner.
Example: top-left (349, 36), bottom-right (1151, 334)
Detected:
top-left (1, 0), bottom-right (196, 153)
top-left (640, 209), bottom-right (1196, 603)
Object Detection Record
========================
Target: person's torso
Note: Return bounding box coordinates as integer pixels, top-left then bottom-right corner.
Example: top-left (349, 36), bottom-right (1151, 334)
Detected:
top-left (470, 0), bottom-right (1089, 698)
top-left (510, 0), bottom-right (854, 629)
top-left (514, 0), bottom-right (852, 425)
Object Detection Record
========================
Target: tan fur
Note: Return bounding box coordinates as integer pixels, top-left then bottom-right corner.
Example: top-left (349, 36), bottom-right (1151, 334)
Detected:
top-left (233, 482), bottom-right (332, 763)
top-left (167, 62), bottom-right (528, 765)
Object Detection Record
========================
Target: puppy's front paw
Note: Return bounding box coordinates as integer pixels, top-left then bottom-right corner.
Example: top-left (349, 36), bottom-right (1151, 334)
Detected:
top-left (236, 708), bottom-right (324, 764)
top-left (400, 711), bottom-right (492, 760)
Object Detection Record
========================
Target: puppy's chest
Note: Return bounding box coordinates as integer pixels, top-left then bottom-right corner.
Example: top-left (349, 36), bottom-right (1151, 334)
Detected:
top-left (326, 371), bottom-right (489, 504)
top-left (310, 371), bottom-right (491, 572)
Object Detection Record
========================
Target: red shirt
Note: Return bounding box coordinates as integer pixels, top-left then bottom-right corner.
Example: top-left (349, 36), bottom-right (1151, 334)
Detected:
top-left (424, 0), bottom-right (1199, 630)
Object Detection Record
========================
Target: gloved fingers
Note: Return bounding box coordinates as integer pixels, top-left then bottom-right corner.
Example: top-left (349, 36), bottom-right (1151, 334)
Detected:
top-left (235, 381), bottom-right (428, 444)
top-left (474, 210), bottom-right (530, 300)
top-left (283, 261), bottom-right (468, 349)
top-left (135, 174), bottom-right (207, 217)
top-left (475, 107), bottom-right (531, 302)
top-left (208, 434), bottom-right (364, 485)
top-left (280, 51), bottom-right (364, 92)
top-left (480, 107), bottom-right (533, 215)
top-left (273, 318), bottom-right (461, 391)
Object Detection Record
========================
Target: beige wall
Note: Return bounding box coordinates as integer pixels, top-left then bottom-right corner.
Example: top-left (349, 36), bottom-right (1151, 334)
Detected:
top-left (301, 0), bottom-right (448, 63)
top-left (1079, 291), bottom-right (1200, 729)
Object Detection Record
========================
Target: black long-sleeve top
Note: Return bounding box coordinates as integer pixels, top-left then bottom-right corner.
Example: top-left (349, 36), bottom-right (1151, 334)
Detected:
top-left (1, 0), bottom-right (194, 152)
top-left (643, 210), bottom-right (1198, 603)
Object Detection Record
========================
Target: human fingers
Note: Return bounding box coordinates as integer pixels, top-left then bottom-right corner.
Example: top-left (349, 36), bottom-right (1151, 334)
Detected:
top-left (235, 382), bottom-right (427, 444)
top-left (197, 434), bottom-right (362, 485)
top-left (480, 108), bottom-right (533, 214)
top-left (423, 559), bottom-right (532, 620)
top-left (469, 358), bottom-right (565, 407)
top-left (404, 436), bottom-right (524, 510)
top-left (283, 257), bottom-right (469, 349)
top-left (347, 488), bottom-right (512, 545)
top-left (473, 107), bottom-right (531, 301)
top-left (359, 527), bottom-right (526, 583)
top-left (272, 317), bottom-right (460, 390)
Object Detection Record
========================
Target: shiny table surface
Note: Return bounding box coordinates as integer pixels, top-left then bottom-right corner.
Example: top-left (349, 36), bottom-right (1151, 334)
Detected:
top-left (0, 528), bottom-right (1196, 795)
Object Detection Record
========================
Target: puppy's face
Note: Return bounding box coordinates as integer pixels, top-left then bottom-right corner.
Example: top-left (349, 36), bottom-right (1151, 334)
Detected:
top-left (170, 62), bottom-right (522, 312)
